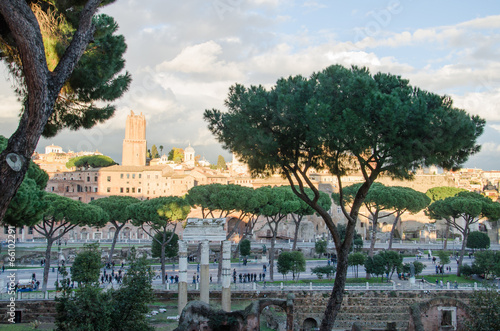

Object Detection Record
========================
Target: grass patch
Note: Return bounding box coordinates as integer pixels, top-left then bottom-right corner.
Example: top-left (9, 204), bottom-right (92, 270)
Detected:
top-left (263, 277), bottom-right (390, 285)
top-left (423, 274), bottom-right (476, 284)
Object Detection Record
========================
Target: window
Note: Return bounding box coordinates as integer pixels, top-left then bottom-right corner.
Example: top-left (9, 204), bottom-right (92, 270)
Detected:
top-left (126, 188), bottom-right (130, 193)
top-left (78, 197), bottom-right (82, 201)
top-left (120, 188), bottom-right (124, 193)
top-left (51, 187), bottom-right (55, 192)
top-left (94, 176), bottom-right (98, 182)
top-left (66, 186), bottom-right (69, 192)
top-left (120, 174), bottom-right (124, 179)
top-left (132, 174), bottom-right (135, 179)
top-left (87, 176), bottom-right (90, 182)
top-left (4, 226), bottom-right (8, 234)
top-left (107, 187), bottom-right (111, 193)
top-left (438, 307), bottom-right (457, 329)
top-left (138, 188), bottom-right (142, 193)
top-left (28, 226), bottom-right (33, 235)
top-left (107, 176), bottom-right (111, 182)
top-left (139, 174), bottom-right (142, 179)
top-left (93, 187), bottom-right (98, 193)
top-left (127, 174), bottom-right (130, 179)
top-left (90, 197), bottom-right (95, 201)
top-left (132, 188), bottom-right (135, 193)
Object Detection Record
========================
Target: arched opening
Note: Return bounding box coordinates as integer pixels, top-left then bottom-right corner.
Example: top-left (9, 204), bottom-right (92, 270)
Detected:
top-left (303, 317), bottom-right (318, 330)
top-left (81, 228), bottom-right (89, 240)
top-left (108, 227), bottom-right (116, 240)
top-left (122, 227), bottom-right (131, 240)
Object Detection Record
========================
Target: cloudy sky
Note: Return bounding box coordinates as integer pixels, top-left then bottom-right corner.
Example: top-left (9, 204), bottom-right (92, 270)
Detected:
top-left (1, 0), bottom-right (500, 170)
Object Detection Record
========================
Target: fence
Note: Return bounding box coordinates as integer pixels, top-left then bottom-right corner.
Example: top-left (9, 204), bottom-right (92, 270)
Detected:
top-left (0, 280), bottom-right (487, 301)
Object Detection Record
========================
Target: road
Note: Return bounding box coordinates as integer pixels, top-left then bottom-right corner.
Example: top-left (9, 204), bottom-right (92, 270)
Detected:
top-left (0, 250), bottom-right (473, 291)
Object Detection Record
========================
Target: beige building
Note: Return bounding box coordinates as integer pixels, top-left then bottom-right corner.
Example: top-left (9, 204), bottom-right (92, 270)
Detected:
top-left (17, 110), bottom-right (499, 246)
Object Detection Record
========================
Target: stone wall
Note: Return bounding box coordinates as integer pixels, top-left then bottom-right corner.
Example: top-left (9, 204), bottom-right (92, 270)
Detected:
top-left (0, 290), bottom-right (473, 330)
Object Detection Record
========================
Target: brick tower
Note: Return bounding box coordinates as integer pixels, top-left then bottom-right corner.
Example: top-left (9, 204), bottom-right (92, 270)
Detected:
top-left (122, 110), bottom-right (147, 166)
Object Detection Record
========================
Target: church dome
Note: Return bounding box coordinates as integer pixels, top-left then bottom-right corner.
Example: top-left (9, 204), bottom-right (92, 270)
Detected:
top-left (184, 144), bottom-right (195, 153)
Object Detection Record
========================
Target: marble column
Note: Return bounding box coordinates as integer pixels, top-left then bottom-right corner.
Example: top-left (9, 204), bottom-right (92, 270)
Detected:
top-left (221, 240), bottom-right (232, 312)
top-left (200, 240), bottom-right (210, 304)
top-left (178, 240), bottom-right (188, 315)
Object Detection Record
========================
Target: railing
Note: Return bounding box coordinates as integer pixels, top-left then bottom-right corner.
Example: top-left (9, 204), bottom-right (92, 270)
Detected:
top-left (0, 281), bottom-right (488, 301)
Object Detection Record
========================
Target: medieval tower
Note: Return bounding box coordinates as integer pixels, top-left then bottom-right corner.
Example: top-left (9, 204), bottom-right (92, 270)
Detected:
top-left (122, 110), bottom-right (147, 166)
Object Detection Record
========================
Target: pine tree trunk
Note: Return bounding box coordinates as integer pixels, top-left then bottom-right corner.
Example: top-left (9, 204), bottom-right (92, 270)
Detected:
top-left (319, 248), bottom-right (349, 331)
top-left (41, 239), bottom-right (54, 292)
top-left (161, 243), bottom-right (166, 284)
top-left (388, 215), bottom-right (399, 250)
top-left (292, 220), bottom-right (300, 251)
top-left (269, 234), bottom-right (276, 281)
top-left (443, 222), bottom-right (450, 250)
top-left (456, 227), bottom-right (469, 277)
top-left (108, 223), bottom-right (122, 264)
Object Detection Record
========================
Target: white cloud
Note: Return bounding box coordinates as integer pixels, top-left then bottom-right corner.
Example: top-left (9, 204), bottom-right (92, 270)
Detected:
top-left (452, 89), bottom-right (500, 122)
top-left (480, 142), bottom-right (500, 153)
top-left (156, 41), bottom-right (245, 81)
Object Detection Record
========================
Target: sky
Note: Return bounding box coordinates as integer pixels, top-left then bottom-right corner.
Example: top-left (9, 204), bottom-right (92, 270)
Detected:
top-left (1, 0), bottom-right (500, 170)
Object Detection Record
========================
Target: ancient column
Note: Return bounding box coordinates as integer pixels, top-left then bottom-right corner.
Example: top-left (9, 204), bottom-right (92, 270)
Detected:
top-left (178, 240), bottom-right (188, 315)
top-left (200, 240), bottom-right (210, 304)
top-left (221, 240), bottom-right (232, 312)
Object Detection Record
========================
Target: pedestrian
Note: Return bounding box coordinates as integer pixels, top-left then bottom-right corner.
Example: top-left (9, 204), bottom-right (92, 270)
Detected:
top-left (210, 275), bottom-right (212, 283)
top-left (175, 275), bottom-right (179, 283)
top-left (259, 273), bottom-right (262, 281)
top-left (239, 273), bottom-right (242, 283)
top-left (193, 275), bottom-right (196, 284)
top-left (440, 280), bottom-right (443, 288)
top-left (454, 281), bottom-right (458, 289)
top-left (435, 279), bottom-right (438, 286)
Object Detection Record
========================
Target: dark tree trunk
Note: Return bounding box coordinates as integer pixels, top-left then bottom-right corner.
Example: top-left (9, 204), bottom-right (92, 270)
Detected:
top-left (456, 226), bottom-right (469, 277)
top-left (292, 214), bottom-right (303, 251)
top-left (42, 238), bottom-right (54, 292)
top-left (319, 246), bottom-right (349, 331)
top-left (443, 222), bottom-right (450, 250)
top-left (161, 242), bottom-right (166, 284)
top-left (369, 211), bottom-right (379, 257)
top-left (0, 0), bottom-right (101, 222)
top-left (217, 242), bottom-right (223, 283)
top-left (388, 214), bottom-right (400, 250)
top-left (108, 222), bottom-right (124, 264)
top-left (269, 233), bottom-right (276, 281)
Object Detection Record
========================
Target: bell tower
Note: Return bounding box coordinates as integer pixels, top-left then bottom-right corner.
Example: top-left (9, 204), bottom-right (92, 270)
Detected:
top-left (122, 110), bottom-right (147, 166)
